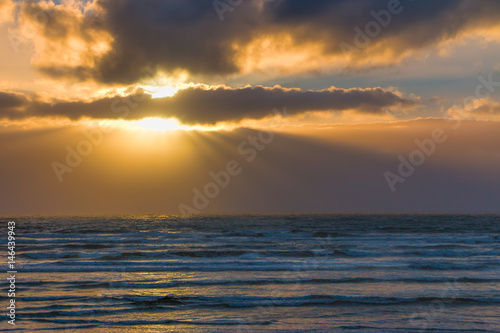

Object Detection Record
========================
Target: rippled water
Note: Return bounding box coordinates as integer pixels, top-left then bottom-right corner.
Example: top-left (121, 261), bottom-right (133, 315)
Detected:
top-left (4, 214), bottom-right (500, 332)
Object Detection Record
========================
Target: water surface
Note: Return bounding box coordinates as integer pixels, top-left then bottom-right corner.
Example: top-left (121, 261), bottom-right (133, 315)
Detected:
top-left (5, 214), bottom-right (500, 332)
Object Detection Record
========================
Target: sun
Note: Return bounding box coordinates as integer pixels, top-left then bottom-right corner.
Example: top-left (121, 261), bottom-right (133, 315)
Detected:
top-left (131, 117), bottom-right (183, 131)
top-left (142, 85), bottom-right (179, 98)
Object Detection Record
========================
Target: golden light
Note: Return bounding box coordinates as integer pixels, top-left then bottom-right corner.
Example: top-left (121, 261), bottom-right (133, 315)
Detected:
top-left (143, 85), bottom-right (179, 98)
top-left (131, 117), bottom-right (183, 131)
top-left (93, 117), bottom-right (230, 133)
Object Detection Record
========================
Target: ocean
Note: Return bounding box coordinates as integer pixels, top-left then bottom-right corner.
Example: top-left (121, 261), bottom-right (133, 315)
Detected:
top-left (3, 214), bottom-right (500, 332)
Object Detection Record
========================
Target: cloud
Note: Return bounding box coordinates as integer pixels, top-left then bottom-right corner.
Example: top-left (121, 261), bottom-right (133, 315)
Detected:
top-left (448, 98), bottom-right (500, 120)
top-left (13, 0), bottom-right (112, 81)
top-left (17, 0), bottom-right (259, 83)
top-left (0, 91), bottom-right (29, 111)
top-left (14, 0), bottom-right (500, 84)
top-left (0, 85), bottom-right (418, 125)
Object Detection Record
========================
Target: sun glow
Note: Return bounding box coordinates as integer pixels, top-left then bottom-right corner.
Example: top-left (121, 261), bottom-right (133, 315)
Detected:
top-left (131, 117), bottom-right (183, 131)
top-left (143, 85), bottom-right (179, 98)
top-left (92, 117), bottom-right (232, 133)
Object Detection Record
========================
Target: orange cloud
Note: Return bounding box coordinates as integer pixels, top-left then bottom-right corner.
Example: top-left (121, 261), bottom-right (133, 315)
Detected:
top-left (448, 98), bottom-right (500, 121)
top-left (13, 0), bottom-right (112, 81)
top-left (10, 0), bottom-right (500, 84)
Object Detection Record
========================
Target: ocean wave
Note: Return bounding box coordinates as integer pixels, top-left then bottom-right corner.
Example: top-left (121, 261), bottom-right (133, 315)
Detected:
top-left (55, 276), bottom-right (500, 290)
top-left (99, 252), bottom-right (145, 260)
top-left (113, 294), bottom-right (500, 308)
top-left (32, 317), bottom-right (274, 327)
top-left (17, 293), bottom-right (500, 311)
top-left (409, 262), bottom-right (500, 270)
top-left (20, 259), bottom-right (499, 272)
top-left (23, 252), bottom-right (80, 259)
top-left (63, 243), bottom-right (114, 249)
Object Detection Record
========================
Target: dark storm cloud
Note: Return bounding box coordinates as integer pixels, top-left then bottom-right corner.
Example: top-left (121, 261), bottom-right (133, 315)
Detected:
top-left (266, 0), bottom-right (500, 55)
top-left (18, 0), bottom-right (500, 84)
top-left (91, 0), bottom-right (259, 84)
top-left (28, 0), bottom-right (260, 84)
top-left (0, 86), bottom-right (417, 124)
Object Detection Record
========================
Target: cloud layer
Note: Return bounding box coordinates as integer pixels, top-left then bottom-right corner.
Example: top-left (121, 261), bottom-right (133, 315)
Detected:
top-left (0, 85), bottom-right (417, 124)
top-left (11, 0), bottom-right (500, 84)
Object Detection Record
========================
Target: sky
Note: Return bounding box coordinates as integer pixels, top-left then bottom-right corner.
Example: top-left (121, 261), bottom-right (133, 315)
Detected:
top-left (1, 0), bottom-right (500, 215)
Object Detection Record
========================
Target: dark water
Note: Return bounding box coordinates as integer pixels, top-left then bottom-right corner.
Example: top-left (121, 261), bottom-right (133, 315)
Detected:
top-left (3, 214), bottom-right (500, 332)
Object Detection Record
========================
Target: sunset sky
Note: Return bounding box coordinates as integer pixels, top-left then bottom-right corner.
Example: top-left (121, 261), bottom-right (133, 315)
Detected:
top-left (1, 0), bottom-right (500, 214)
